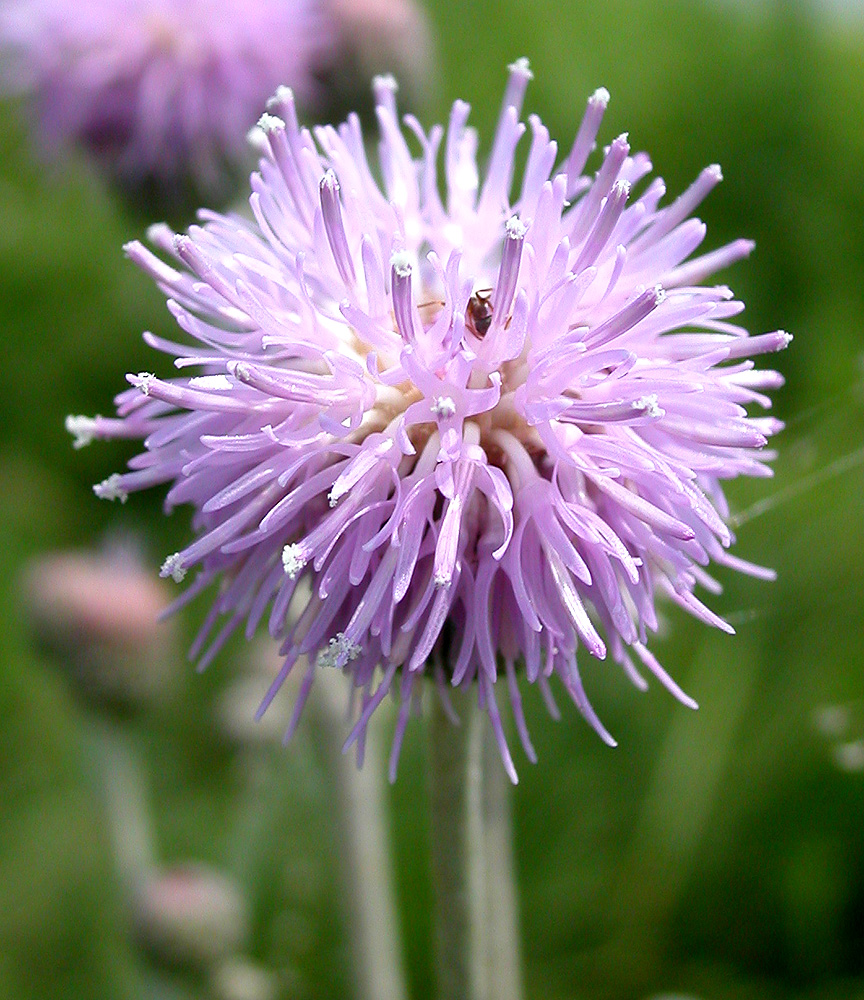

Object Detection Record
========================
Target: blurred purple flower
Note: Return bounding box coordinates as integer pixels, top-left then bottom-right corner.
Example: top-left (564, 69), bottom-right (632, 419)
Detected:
top-left (21, 542), bottom-right (177, 707)
top-left (1, 0), bottom-right (332, 200)
top-left (73, 62), bottom-right (789, 780)
top-left (327, 0), bottom-right (435, 110)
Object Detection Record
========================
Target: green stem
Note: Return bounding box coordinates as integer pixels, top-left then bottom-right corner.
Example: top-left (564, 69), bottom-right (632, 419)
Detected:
top-left (476, 712), bottom-right (524, 1000)
top-left (429, 690), bottom-right (524, 1000)
top-left (85, 717), bottom-right (156, 894)
top-left (316, 668), bottom-right (407, 1000)
top-left (429, 690), bottom-right (474, 1000)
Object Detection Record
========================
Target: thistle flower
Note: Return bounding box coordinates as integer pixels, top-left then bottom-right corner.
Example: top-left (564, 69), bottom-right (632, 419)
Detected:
top-left (327, 0), bottom-right (434, 112)
top-left (74, 62), bottom-right (788, 781)
top-left (0, 0), bottom-right (332, 203)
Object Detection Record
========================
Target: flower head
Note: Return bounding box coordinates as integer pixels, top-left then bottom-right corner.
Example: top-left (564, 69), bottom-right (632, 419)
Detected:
top-left (1, 0), bottom-right (333, 202)
top-left (76, 63), bottom-right (788, 781)
top-left (21, 543), bottom-right (177, 708)
top-left (134, 865), bottom-right (249, 967)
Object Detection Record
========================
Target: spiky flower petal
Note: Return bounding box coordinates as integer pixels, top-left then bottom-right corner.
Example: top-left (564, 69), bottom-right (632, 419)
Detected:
top-left (77, 64), bottom-right (787, 781)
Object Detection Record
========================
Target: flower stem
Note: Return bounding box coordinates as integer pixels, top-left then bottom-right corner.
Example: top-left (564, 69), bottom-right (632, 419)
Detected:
top-left (476, 711), bottom-right (523, 1000)
top-left (429, 690), bottom-right (474, 1000)
top-left (316, 668), bottom-right (407, 1000)
top-left (429, 690), bottom-right (524, 1000)
top-left (85, 717), bottom-right (156, 894)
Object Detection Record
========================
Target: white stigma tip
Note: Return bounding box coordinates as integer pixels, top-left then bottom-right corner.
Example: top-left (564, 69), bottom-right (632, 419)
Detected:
top-left (230, 361), bottom-right (252, 383)
top-left (328, 487), bottom-right (340, 508)
top-left (434, 570), bottom-right (453, 589)
top-left (432, 396), bottom-right (457, 419)
top-left (505, 215), bottom-right (527, 239)
top-left (508, 57), bottom-right (533, 78)
top-left (189, 374), bottom-right (232, 390)
top-left (390, 250), bottom-right (413, 278)
top-left (373, 73), bottom-right (398, 92)
top-left (247, 126), bottom-right (268, 151)
top-left (777, 331), bottom-right (793, 348)
top-left (266, 85), bottom-right (294, 110)
top-left (316, 632), bottom-right (361, 669)
top-left (281, 543), bottom-right (306, 579)
top-left (66, 414), bottom-right (98, 449)
top-left (634, 394), bottom-right (663, 419)
top-left (591, 86), bottom-right (610, 106)
top-left (134, 372), bottom-right (155, 395)
top-left (93, 474), bottom-right (127, 504)
top-left (652, 285), bottom-right (666, 305)
top-left (160, 553), bottom-right (186, 583)
top-left (256, 113), bottom-right (285, 134)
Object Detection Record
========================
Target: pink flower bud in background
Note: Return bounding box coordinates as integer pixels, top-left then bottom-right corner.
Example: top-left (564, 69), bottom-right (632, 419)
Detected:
top-left (21, 544), bottom-right (177, 709)
top-left (133, 864), bottom-right (249, 968)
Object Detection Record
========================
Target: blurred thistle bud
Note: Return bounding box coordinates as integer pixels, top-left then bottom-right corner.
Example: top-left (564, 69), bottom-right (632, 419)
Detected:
top-left (133, 864), bottom-right (249, 968)
top-left (812, 701), bottom-right (864, 773)
top-left (211, 959), bottom-right (280, 1000)
top-left (833, 741), bottom-right (864, 774)
top-left (327, 0), bottom-right (435, 114)
top-left (0, 0), bottom-right (335, 216)
top-left (21, 544), bottom-right (177, 711)
top-left (812, 702), bottom-right (856, 739)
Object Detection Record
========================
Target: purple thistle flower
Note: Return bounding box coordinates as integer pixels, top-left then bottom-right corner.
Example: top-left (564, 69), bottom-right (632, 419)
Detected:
top-left (72, 61), bottom-right (789, 781)
top-left (1, 0), bottom-right (332, 199)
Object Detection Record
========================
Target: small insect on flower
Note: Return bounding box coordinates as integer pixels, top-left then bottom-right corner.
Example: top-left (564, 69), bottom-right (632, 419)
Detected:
top-left (466, 290), bottom-right (494, 339)
top-left (73, 61), bottom-right (788, 782)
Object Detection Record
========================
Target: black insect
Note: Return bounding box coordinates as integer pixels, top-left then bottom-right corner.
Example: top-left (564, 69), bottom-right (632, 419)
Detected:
top-left (466, 289), bottom-right (493, 338)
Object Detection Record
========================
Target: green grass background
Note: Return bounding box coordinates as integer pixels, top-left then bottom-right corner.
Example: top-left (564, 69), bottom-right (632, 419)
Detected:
top-left (1, 0), bottom-right (864, 997)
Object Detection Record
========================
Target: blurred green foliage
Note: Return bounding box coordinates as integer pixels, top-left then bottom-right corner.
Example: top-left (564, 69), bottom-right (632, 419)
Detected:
top-left (1, 1), bottom-right (864, 998)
